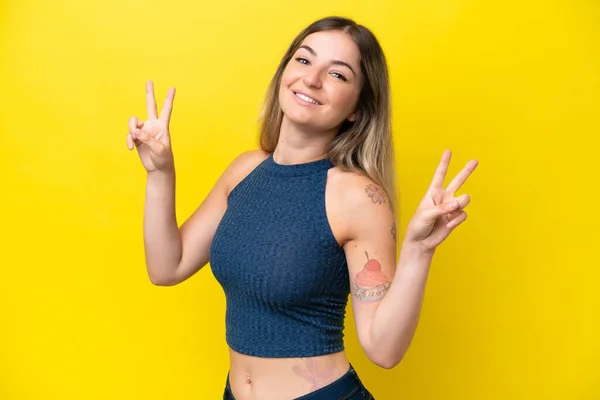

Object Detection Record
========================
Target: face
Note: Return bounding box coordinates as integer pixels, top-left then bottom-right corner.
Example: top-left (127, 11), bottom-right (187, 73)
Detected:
top-left (278, 30), bottom-right (362, 132)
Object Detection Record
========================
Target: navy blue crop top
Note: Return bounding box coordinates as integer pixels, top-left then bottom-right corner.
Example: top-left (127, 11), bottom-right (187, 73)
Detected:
top-left (209, 153), bottom-right (350, 358)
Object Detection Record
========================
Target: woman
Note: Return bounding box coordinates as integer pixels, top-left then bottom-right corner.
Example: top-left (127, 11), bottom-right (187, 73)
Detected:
top-left (126, 16), bottom-right (477, 400)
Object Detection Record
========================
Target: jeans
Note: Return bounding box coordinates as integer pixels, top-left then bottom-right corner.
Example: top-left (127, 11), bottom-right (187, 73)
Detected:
top-left (223, 363), bottom-right (374, 400)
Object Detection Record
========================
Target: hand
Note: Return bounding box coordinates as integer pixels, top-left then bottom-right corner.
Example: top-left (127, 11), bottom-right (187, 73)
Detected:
top-left (126, 80), bottom-right (176, 173)
top-left (404, 150), bottom-right (478, 253)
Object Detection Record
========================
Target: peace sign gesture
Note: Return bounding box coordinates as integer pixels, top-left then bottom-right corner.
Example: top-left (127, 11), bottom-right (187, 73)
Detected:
top-left (404, 150), bottom-right (479, 253)
top-left (126, 80), bottom-right (176, 173)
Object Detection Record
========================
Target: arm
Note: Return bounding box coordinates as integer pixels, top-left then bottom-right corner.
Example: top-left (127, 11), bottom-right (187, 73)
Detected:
top-left (367, 242), bottom-right (433, 369)
top-left (344, 151), bottom-right (477, 369)
top-left (342, 180), bottom-right (430, 369)
top-left (142, 165), bottom-right (226, 286)
top-left (129, 81), bottom-right (270, 286)
top-left (144, 150), bottom-right (267, 286)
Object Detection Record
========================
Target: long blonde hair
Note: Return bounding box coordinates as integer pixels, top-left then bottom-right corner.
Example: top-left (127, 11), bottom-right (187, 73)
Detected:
top-left (258, 16), bottom-right (398, 219)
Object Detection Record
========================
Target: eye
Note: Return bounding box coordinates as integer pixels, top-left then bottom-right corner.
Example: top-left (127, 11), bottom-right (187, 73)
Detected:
top-left (295, 57), bottom-right (310, 65)
top-left (331, 72), bottom-right (348, 82)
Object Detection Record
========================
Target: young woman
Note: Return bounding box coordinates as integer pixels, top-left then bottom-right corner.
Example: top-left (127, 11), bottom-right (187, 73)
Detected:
top-left (126, 16), bottom-right (477, 400)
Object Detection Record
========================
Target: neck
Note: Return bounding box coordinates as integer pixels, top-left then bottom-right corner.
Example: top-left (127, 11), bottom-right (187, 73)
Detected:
top-left (273, 116), bottom-right (338, 165)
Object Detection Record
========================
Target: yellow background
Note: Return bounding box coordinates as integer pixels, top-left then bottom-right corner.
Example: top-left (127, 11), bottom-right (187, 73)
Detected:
top-left (1, 0), bottom-right (598, 398)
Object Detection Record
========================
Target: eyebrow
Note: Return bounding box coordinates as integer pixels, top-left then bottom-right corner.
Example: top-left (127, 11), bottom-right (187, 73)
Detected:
top-left (298, 45), bottom-right (357, 77)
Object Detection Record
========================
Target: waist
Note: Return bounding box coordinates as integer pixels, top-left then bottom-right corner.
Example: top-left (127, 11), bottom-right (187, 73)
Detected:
top-left (224, 299), bottom-right (347, 358)
top-left (226, 347), bottom-right (351, 400)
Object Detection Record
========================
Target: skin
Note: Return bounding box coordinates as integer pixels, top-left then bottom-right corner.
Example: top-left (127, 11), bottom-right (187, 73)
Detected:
top-left (272, 30), bottom-right (361, 166)
top-left (291, 358), bottom-right (338, 391)
top-left (227, 30), bottom-right (366, 400)
top-left (128, 28), bottom-right (478, 400)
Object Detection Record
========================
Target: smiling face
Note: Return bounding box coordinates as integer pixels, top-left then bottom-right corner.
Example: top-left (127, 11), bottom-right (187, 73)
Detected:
top-left (278, 30), bottom-right (362, 133)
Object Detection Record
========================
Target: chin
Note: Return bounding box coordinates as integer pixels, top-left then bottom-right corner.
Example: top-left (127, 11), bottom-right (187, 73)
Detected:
top-left (280, 92), bottom-right (321, 128)
top-left (282, 112), bottom-right (319, 130)
top-left (284, 104), bottom-right (312, 121)
top-left (279, 97), bottom-right (311, 124)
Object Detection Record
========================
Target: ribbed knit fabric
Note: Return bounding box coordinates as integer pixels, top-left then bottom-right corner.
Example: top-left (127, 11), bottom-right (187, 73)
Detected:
top-left (209, 153), bottom-right (350, 358)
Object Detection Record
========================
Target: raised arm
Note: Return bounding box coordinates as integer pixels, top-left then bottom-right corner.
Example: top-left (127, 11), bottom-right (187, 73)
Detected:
top-left (340, 151), bottom-right (477, 369)
top-left (337, 177), bottom-right (398, 368)
top-left (127, 80), bottom-right (266, 286)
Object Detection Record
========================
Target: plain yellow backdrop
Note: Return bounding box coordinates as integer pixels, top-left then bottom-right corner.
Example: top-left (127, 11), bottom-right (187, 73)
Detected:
top-left (1, 0), bottom-right (598, 398)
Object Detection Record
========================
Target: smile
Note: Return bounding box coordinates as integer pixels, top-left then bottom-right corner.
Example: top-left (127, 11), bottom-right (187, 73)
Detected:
top-left (293, 91), bottom-right (322, 105)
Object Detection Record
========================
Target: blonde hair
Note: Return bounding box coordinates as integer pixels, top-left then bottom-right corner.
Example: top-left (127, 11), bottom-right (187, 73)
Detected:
top-left (258, 16), bottom-right (398, 220)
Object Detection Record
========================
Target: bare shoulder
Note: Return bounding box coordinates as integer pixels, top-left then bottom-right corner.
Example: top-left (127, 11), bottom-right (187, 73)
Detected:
top-left (327, 166), bottom-right (395, 242)
top-left (223, 149), bottom-right (270, 196)
top-left (230, 149), bottom-right (270, 169)
top-left (328, 166), bottom-right (392, 212)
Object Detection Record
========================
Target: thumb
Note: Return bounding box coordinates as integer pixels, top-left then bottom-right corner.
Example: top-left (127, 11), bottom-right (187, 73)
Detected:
top-left (421, 200), bottom-right (459, 222)
top-left (136, 130), bottom-right (166, 155)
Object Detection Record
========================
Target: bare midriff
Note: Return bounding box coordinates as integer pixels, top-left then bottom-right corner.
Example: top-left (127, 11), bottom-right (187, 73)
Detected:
top-left (227, 347), bottom-right (350, 400)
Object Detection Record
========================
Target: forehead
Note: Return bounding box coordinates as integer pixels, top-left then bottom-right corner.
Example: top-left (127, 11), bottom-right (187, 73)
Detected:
top-left (299, 30), bottom-right (361, 66)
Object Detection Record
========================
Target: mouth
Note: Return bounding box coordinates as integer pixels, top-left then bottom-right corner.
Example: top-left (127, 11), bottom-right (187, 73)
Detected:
top-left (292, 90), bottom-right (322, 105)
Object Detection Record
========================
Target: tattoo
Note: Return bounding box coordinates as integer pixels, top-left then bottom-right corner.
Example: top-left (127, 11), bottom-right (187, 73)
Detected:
top-left (292, 359), bottom-right (337, 391)
top-left (353, 251), bottom-right (391, 302)
top-left (365, 184), bottom-right (386, 205)
top-left (365, 184), bottom-right (396, 241)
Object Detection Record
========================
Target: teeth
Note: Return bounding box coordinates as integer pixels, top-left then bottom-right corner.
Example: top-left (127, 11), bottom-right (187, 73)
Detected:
top-left (295, 92), bottom-right (320, 105)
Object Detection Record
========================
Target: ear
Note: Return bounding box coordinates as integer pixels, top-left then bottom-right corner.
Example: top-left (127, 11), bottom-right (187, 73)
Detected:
top-left (348, 110), bottom-right (358, 122)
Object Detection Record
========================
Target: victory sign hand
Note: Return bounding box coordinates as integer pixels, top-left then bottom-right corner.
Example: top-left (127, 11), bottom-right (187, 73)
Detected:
top-left (126, 81), bottom-right (176, 173)
top-left (404, 150), bottom-right (479, 253)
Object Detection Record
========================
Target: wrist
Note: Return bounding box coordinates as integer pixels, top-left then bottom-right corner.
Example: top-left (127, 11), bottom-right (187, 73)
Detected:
top-left (400, 240), bottom-right (435, 263)
top-left (146, 169), bottom-right (176, 200)
top-left (147, 168), bottom-right (175, 181)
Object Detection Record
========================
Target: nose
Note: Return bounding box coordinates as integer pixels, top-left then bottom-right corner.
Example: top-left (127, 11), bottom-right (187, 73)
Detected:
top-left (303, 68), bottom-right (323, 89)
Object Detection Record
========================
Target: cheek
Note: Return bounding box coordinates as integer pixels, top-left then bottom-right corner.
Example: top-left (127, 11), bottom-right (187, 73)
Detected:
top-left (280, 64), bottom-right (300, 88)
top-left (278, 79), bottom-right (291, 105)
top-left (330, 87), bottom-right (360, 111)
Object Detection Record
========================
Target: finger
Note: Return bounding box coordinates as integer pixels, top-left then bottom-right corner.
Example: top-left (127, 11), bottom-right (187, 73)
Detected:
top-left (128, 116), bottom-right (144, 134)
top-left (137, 131), bottom-right (164, 155)
top-left (430, 187), bottom-right (444, 206)
top-left (430, 150), bottom-right (452, 189)
top-left (455, 193), bottom-right (471, 209)
top-left (159, 86), bottom-right (176, 124)
top-left (446, 159), bottom-right (479, 194)
top-left (422, 199), bottom-right (459, 221)
top-left (146, 80), bottom-right (158, 119)
top-left (126, 133), bottom-right (134, 150)
top-left (446, 211), bottom-right (467, 229)
top-left (132, 132), bottom-right (143, 147)
top-left (444, 194), bottom-right (471, 220)
top-left (127, 132), bottom-right (143, 149)
top-left (446, 208), bottom-right (462, 221)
